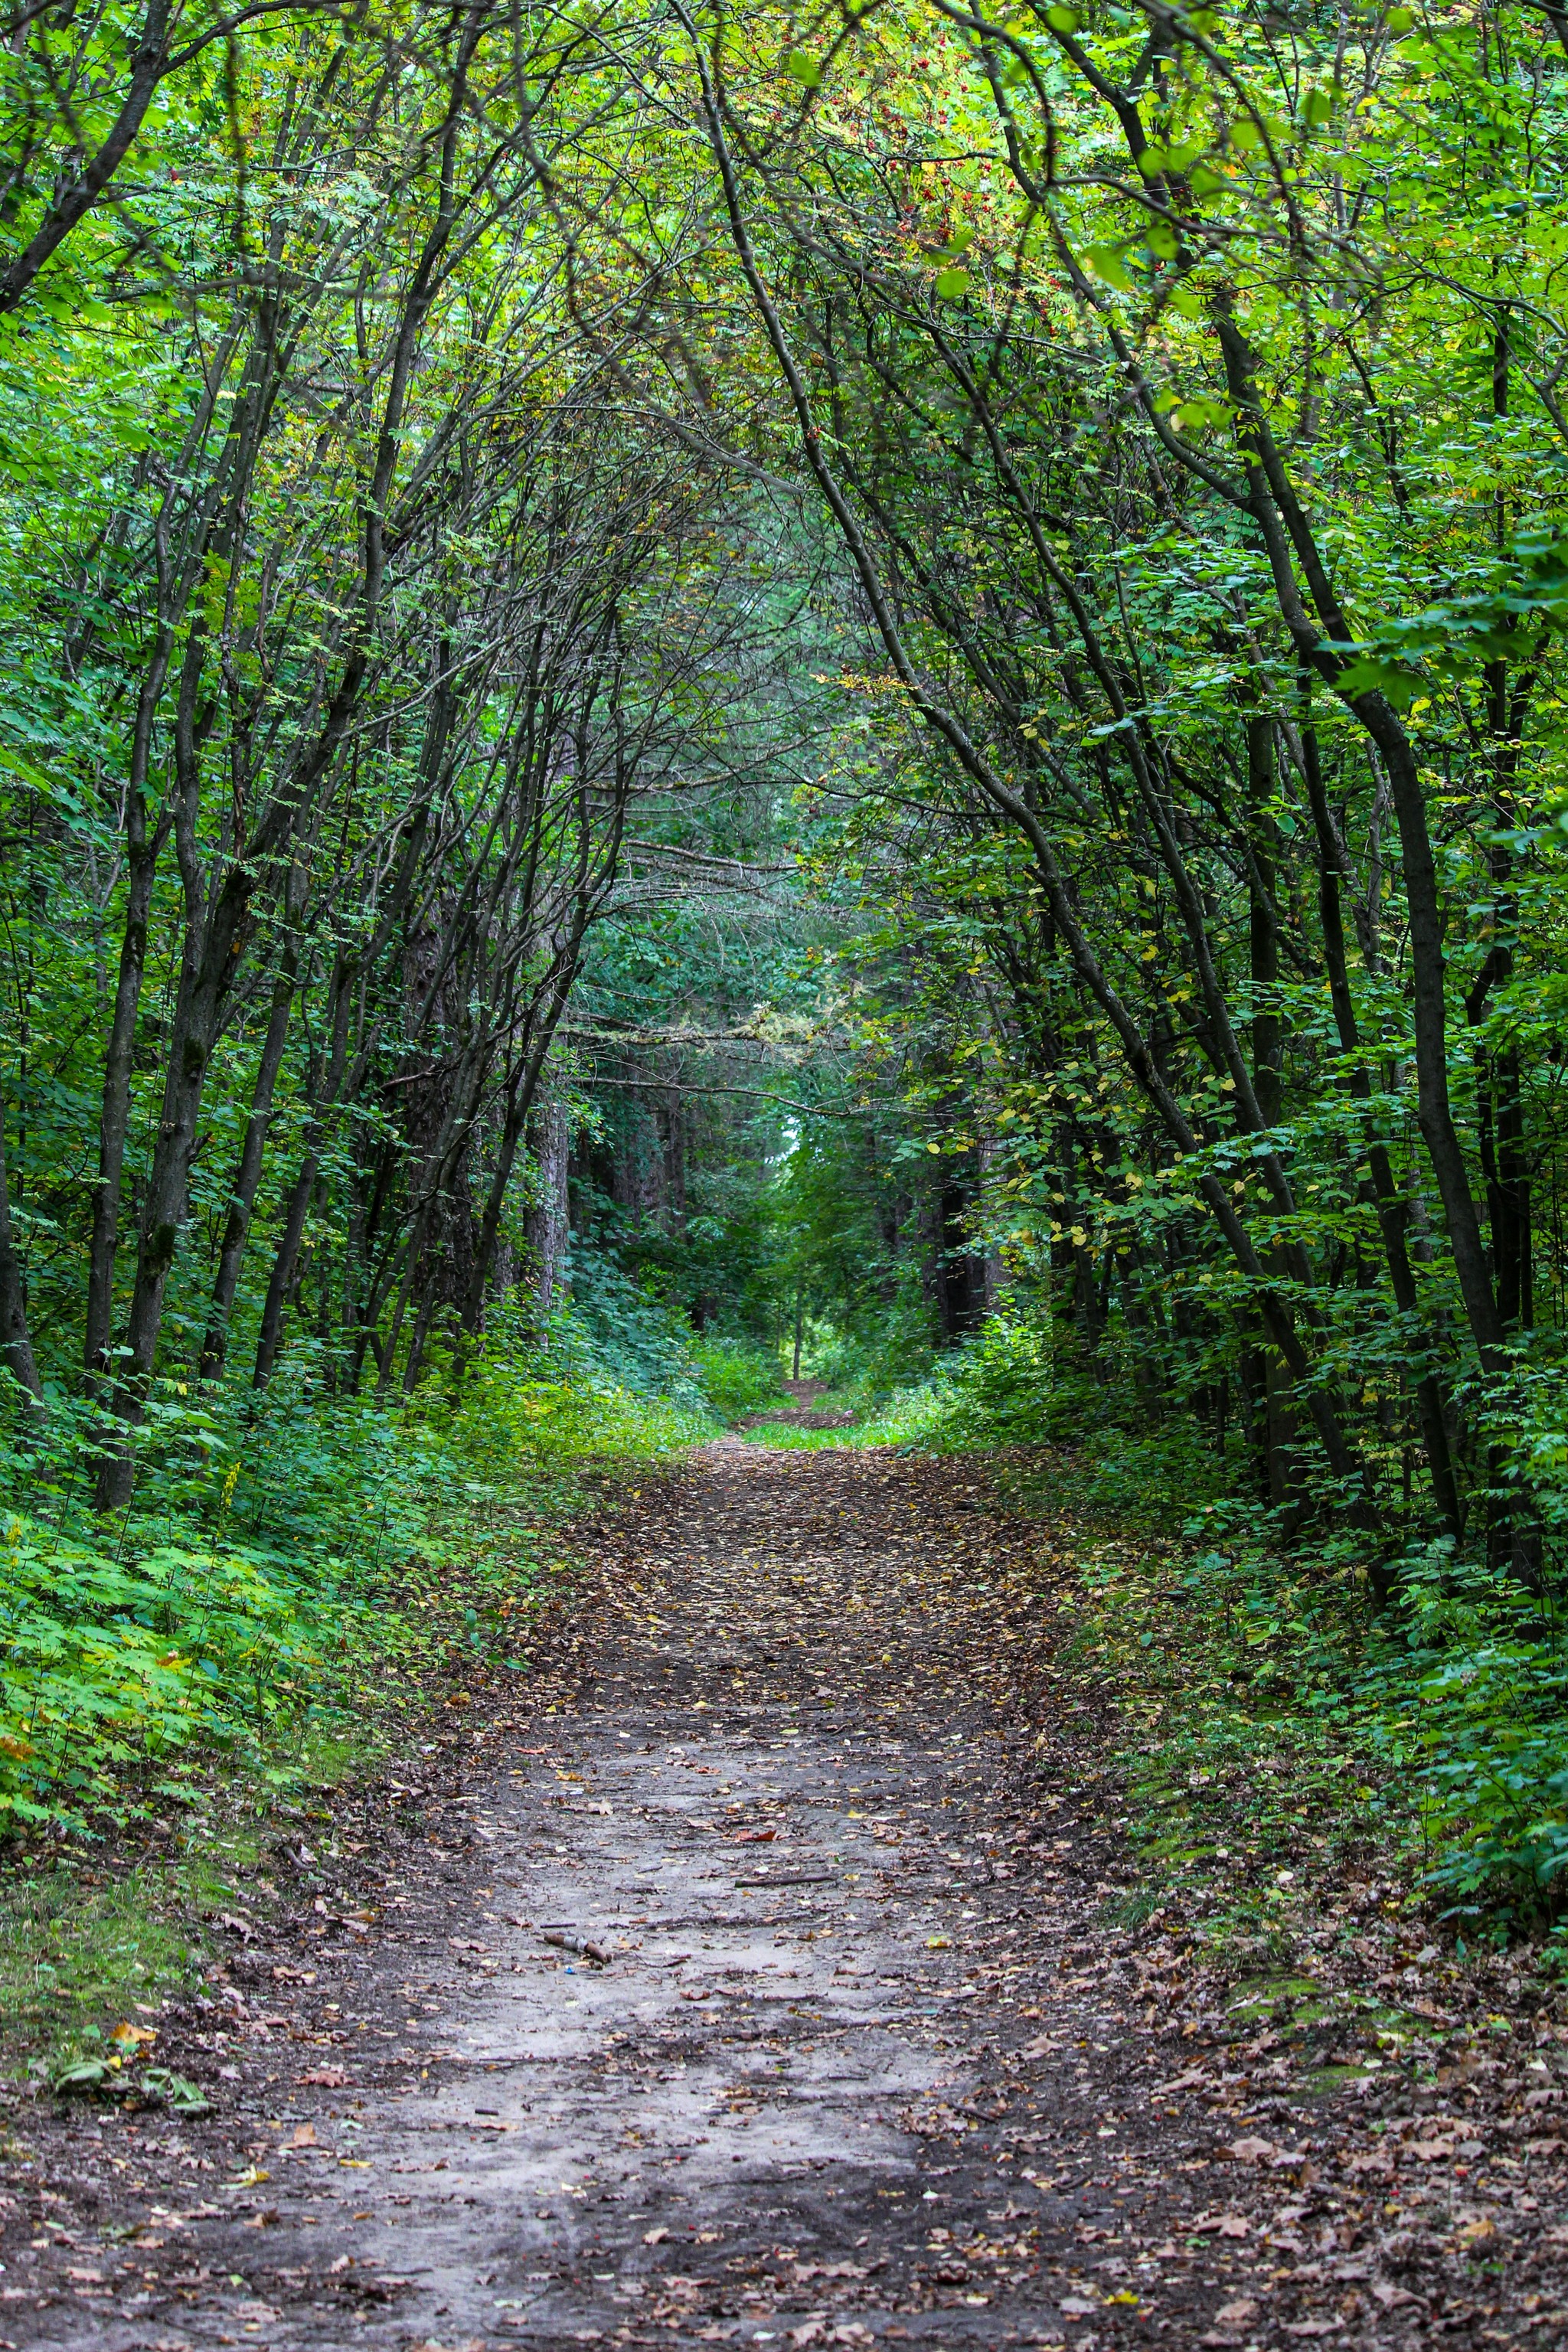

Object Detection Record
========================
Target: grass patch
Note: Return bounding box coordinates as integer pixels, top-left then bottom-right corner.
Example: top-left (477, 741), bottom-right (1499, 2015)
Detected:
top-left (741, 1420), bottom-right (864, 1451)
top-left (0, 1828), bottom-right (260, 2082)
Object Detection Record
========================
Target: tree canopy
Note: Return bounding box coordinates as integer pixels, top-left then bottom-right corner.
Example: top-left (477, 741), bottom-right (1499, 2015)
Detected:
top-left (4, 0), bottom-right (1568, 1890)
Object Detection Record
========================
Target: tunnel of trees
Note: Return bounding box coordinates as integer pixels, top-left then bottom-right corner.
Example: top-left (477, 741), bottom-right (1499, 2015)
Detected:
top-left (2, 0), bottom-right (1568, 1878)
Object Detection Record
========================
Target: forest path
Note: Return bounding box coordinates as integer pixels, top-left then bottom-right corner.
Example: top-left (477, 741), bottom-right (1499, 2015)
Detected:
top-left (17, 1444), bottom-right (1471, 2350)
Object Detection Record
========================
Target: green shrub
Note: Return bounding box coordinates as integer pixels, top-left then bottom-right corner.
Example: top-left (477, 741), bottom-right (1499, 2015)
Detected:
top-left (0, 1320), bottom-right (710, 1834)
top-left (1368, 1549), bottom-right (1568, 1932)
top-left (688, 1336), bottom-right (786, 1419)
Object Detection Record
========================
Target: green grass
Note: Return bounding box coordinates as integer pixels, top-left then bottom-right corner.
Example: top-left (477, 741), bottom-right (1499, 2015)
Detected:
top-left (0, 1838), bottom-right (250, 2082)
top-left (740, 1420), bottom-right (866, 1451)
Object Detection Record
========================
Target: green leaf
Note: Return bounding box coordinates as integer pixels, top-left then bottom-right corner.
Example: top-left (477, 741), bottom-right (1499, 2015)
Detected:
top-left (139, 2067), bottom-right (211, 2115)
top-left (1334, 655), bottom-right (1422, 709)
top-left (1046, 5), bottom-right (1080, 29)
top-left (1085, 244), bottom-right (1133, 291)
top-left (785, 50), bottom-right (822, 87)
top-left (51, 2057), bottom-right (111, 2096)
top-left (934, 268), bottom-right (972, 299)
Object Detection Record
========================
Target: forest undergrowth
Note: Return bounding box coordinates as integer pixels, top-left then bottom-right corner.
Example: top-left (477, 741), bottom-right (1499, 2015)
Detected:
top-left (0, 1318), bottom-right (725, 2089)
top-left (750, 1319), bottom-right (1568, 1990)
top-left (8, 1292), bottom-right (1568, 2103)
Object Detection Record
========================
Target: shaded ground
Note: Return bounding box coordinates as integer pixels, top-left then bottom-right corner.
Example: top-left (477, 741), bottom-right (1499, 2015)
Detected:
top-left (2, 1442), bottom-right (1564, 2349)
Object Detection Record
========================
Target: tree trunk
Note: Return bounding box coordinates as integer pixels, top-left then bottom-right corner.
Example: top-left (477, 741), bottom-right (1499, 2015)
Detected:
top-left (251, 949), bottom-right (358, 1390)
top-left (1246, 714), bottom-right (1282, 1126)
top-left (662, 1089), bottom-right (686, 1233)
top-left (199, 917), bottom-right (302, 1380)
top-left (84, 818), bottom-right (166, 1377)
top-left (525, 1096), bottom-right (571, 1316)
top-left (252, 1152), bottom-right (315, 1390)
top-left (0, 1084), bottom-right (41, 1403)
top-left (1295, 697), bottom-right (1463, 1545)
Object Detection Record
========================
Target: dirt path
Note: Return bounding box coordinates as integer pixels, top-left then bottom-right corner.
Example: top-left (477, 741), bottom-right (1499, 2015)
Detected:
top-left (2, 1444), bottom-right (1558, 2349)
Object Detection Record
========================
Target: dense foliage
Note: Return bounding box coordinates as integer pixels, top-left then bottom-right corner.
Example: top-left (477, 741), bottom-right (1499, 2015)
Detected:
top-left (3, 0), bottom-right (1568, 1932)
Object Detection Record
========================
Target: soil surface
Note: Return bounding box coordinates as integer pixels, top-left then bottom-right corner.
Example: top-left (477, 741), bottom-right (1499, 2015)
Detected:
top-left (2, 1442), bottom-right (1563, 2350)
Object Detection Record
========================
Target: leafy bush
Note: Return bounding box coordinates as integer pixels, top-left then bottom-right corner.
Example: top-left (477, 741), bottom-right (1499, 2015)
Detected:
top-left (544, 1247), bottom-right (709, 1406)
top-left (687, 1335), bottom-right (786, 1420)
top-left (0, 1511), bottom-right (345, 1828)
top-left (868, 1311), bottom-right (1568, 1946)
top-left (1368, 1550), bottom-right (1568, 1932)
top-left (0, 1316), bottom-right (709, 1835)
top-left (854, 1312), bottom-right (1083, 1450)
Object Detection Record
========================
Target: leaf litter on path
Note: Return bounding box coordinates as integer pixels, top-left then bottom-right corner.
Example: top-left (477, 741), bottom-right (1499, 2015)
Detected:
top-left (3, 1439), bottom-right (1566, 2347)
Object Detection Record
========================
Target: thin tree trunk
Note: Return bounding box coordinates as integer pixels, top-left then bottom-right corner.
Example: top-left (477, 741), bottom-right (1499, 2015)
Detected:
top-left (1246, 714), bottom-right (1282, 1127)
top-left (252, 951), bottom-right (358, 1389)
top-left (525, 1095), bottom-right (571, 1316)
top-left (0, 1083), bottom-right (40, 1403)
top-left (84, 626), bottom-right (175, 1379)
top-left (251, 1152), bottom-right (316, 1390)
top-left (400, 1286), bottom-right (443, 1395)
top-left (1212, 313), bottom-right (1506, 1373)
top-left (1295, 699), bottom-right (1463, 1544)
top-left (199, 906), bottom-right (302, 1380)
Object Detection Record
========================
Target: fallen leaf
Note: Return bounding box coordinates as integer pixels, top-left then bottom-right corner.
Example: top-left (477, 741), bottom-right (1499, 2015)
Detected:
top-left (1226, 2136), bottom-right (1275, 2161)
top-left (298, 2066), bottom-right (349, 2087)
top-left (1216, 2301), bottom-right (1256, 2323)
top-left (644, 2226), bottom-right (668, 2245)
